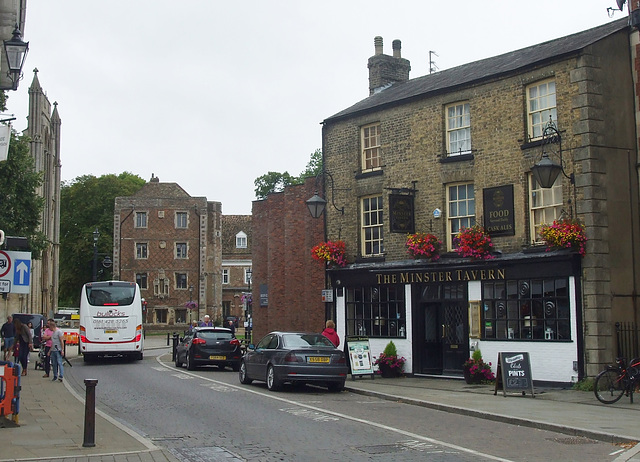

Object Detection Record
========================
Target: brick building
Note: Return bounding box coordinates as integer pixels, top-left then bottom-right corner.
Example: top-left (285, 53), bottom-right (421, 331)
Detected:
top-left (221, 215), bottom-right (252, 328)
top-left (251, 178), bottom-right (325, 342)
top-left (113, 175), bottom-right (222, 326)
top-left (321, 20), bottom-right (639, 384)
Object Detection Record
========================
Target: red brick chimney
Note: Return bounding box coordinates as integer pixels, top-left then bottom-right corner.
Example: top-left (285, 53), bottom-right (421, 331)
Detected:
top-left (368, 37), bottom-right (411, 95)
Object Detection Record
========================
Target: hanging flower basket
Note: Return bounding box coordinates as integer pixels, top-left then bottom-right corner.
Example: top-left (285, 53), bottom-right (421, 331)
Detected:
top-left (311, 240), bottom-right (347, 268)
top-left (453, 225), bottom-right (495, 260)
top-left (406, 232), bottom-right (442, 261)
top-left (539, 219), bottom-right (587, 256)
top-left (184, 301), bottom-right (198, 310)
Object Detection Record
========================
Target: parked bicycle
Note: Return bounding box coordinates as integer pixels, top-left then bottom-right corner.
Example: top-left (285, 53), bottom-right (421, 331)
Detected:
top-left (594, 357), bottom-right (640, 404)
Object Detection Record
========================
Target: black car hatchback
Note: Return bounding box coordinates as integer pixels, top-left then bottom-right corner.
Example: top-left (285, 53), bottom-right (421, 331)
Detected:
top-left (175, 327), bottom-right (242, 371)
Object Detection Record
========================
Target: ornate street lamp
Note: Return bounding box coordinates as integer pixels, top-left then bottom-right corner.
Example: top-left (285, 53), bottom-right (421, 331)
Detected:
top-left (92, 228), bottom-right (99, 281)
top-left (306, 170), bottom-right (345, 218)
top-left (2, 25), bottom-right (28, 91)
top-left (531, 119), bottom-right (574, 189)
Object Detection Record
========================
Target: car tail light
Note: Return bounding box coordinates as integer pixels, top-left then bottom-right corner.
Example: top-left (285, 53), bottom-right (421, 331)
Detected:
top-left (335, 356), bottom-right (346, 364)
top-left (230, 338), bottom-right (240, 346)
top-left (284, 352), bottom-right (302, 363)
top-left (192, 338), bottom-right (206, 345)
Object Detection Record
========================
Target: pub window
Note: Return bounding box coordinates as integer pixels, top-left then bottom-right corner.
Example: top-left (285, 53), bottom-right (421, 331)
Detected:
top-left (362, 195), bottom-right (384, 256)
top-left (527, 79), bottom-right (556, 140)
top-left (529, 174), bottom-right (563, 243)
top-left (361, 123), bottom-right (382, 171)
top-left (345, 285), bottom-right (406, 338)
top-left (447, 183), bottom-right (475, 250)
top-left (446, 102), bottom-right (471, 156)
top-left (481, 278), bottom-right (570, 341)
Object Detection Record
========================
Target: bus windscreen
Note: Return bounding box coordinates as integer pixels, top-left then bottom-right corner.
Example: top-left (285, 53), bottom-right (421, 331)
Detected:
top-left (86, 285), bottom-right (136, 306)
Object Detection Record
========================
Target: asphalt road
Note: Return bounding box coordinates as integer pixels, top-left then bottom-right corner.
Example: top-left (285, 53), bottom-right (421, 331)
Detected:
top-left (64, 348), bottom-right (625, 462)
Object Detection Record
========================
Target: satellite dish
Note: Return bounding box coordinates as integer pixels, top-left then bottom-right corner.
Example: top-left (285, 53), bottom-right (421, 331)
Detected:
top-left (617, 0), bottom-right (626, 11)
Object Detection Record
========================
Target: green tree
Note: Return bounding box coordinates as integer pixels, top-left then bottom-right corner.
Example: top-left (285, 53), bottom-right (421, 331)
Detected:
top-left (58, 172), bottom-right (145, 306)
top-left (0, 131), bottom-right (47, 257)
top-left (253, 149), bottom-right (323, 199)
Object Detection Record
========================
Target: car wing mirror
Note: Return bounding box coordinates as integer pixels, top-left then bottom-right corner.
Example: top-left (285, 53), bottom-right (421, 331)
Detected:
top-left (248, 344), bottom-right (255, 350)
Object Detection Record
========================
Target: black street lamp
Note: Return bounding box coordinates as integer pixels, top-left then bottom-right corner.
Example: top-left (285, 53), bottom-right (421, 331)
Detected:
top-left (92, 228), bottom-right (99, 281)
top-left (2, 25), bottom-right (28, 91)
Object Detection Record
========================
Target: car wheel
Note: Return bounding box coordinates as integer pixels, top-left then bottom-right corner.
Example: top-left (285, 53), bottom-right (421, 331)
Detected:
top-left (136, 352), bottom-right (143, 361)
top-left (328, 381), bottom-right (345, 392)
top-left (232, 362), bottom-right (240, 372)
top-left (239, 361), bottom-right (252, 384)
top-left (175, 354), bottom-right (182, 368)
top-left (266, 365), bottom-right (282, 391)
top-left (186, 352), bottom-right (196, 371)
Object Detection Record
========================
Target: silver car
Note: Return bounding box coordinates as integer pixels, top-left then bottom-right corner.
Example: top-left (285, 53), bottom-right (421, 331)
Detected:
top-left (239, 331), bottom-right (348, 392)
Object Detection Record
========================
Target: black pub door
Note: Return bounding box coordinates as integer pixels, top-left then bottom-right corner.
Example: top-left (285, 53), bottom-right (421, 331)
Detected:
top-left (417, 283), bottom-right (468, 375)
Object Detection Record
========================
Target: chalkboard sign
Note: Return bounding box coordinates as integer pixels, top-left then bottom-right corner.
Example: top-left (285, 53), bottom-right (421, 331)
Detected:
top-left (494, 352), bottom-right (534, 398)
top-left (345, 336), bottom-right (375, 380)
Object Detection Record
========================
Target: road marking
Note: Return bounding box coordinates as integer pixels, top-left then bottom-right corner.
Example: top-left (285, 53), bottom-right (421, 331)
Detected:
top-left (155, 354), bottom-right (513, 462)
top-left (200, 383), bottom-right (236, 392)
top-left (280, 407), bottom-right (339, 422)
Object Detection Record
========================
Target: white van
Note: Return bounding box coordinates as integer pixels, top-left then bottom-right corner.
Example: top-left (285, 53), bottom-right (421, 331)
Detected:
top-left (79, 281), bottom-right (144, 361)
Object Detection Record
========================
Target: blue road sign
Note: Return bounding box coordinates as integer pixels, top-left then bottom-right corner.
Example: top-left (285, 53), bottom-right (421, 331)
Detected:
top-left (13, 259), bottom-right (30, 286)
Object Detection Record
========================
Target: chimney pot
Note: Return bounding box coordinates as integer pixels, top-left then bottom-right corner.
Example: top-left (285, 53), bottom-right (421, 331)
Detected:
top-left (392, 39), bottom-right (402, 58)
top-left (374, 36), bottom-right (383, 55)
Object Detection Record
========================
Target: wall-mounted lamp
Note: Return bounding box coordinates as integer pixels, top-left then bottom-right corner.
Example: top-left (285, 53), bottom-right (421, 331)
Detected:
top-left (530, 119), bottom-right (575, 189)
top-left (2, 25), bottom-right (28, 91)
top-left (306, 171), bottom-right (345, 218)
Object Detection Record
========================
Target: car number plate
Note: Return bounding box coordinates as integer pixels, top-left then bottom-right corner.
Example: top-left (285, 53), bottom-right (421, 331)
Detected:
top-left (209, 355), bottom-right (225, 360)
top-left (104, 330), bottom-right (117, 334)
top-left (308, 356), bottom-right (330, 363)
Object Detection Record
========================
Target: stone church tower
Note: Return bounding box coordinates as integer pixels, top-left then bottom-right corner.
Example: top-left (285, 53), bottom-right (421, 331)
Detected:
top-left (24, 69), bottom-right (61, 316)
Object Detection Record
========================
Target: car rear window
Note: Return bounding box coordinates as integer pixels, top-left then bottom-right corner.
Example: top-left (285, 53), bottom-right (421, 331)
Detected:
top-left (198, 331), bottom-right (233, 341)
top-left (282, 334), bottom-right (334, 348)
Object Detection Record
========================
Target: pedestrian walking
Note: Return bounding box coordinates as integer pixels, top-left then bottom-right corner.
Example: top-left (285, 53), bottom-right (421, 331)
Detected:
top-left (13, 318), bottom-right (33, 375)
top-left (49, 320), bottom-right (64, 382)
top-left (27, 322), bottom-right (34, 364)
top-left (41, 319), bottom-right (54, 378)
top-left (321, 320), bottom-right (340, 347)
top-left (1, 315), bottom-right (15, 361)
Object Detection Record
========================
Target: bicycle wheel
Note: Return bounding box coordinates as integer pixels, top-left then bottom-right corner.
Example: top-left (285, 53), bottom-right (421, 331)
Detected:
top-left (594, 368), bottom-right (626, 404)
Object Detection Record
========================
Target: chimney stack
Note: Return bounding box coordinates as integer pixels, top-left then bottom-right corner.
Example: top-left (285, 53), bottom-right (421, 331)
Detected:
top-left (368, 37), bottom-right (411, 95)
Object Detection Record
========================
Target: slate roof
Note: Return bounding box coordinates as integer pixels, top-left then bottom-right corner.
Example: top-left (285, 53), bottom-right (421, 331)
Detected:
top-left (324, 18), bottom-right (628, 123)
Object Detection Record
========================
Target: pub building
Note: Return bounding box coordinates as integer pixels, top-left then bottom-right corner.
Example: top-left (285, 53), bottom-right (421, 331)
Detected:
top-left (318, 20), bottom-right (640, 385)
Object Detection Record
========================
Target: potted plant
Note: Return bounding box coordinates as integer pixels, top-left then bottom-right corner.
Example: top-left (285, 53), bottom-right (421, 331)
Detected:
top-left (453, 225), bottom-right (495, 260)
top-left (462, 349), bottom-right (495, 384)
top-left (539, 218), bottom-right (587, 256)
top-left (373, 341), bottom-right (406, 378)
top-left (406, 232), bottom-right (442, 261)
top-left (311, 240), bottom-right (347, 268)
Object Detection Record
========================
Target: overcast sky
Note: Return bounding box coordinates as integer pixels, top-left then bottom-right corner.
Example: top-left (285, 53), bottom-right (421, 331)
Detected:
top-left (6, 1), bottom-right (627, 214)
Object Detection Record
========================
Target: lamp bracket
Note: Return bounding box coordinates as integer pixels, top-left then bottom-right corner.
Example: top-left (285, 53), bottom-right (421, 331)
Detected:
top-left (312, 170), bottom-right (345, 215)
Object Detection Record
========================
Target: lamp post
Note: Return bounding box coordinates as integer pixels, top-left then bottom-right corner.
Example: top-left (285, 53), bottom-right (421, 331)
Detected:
top-left (246, 268), bottom-right (252, 341)
top-left (92, 228), bottom-right (99, 281)
top-left (1, 25), bottom-right (28, 91)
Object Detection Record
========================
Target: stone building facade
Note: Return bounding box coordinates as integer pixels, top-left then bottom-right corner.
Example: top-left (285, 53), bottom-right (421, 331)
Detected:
top-left (113, 176), bottom-right (222, 326)
top-left (221, 215), bottom-right (252, 329)
top-left (251, 178), bottom-right (325, 342)
top-left (321, 20), bottom-right (639, 384)
top-left (24, 70), bottom-right (61, 317)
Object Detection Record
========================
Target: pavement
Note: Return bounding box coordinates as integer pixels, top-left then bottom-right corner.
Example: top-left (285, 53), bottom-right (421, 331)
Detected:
top-left (1, 337), bottom-right (640, 462)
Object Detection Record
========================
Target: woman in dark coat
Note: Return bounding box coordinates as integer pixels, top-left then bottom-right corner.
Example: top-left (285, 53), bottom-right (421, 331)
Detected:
top-left (13, 318), bottom-right (33, 375)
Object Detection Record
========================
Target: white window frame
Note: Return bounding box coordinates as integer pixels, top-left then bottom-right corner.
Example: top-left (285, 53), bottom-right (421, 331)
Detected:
top-left (136, 273), bottom-right (147, 290)
top-left (135, 211), bottom-right (147, 228)
top-left (175, 211), bottom-right (188, 229)
top-left (222, 268), bottom-right (229, 285)
top-left (527, 79), bottom-right (557, 141)
top-left (446, 102), bottom-right (471, 156)
top-left (529, 174), bottom-right (563, 243)
top-left (135, 242), bottom-right (148, 259)
top-left (236, 231), bottom-right (247, 249)
top-left (361, 123), bottom-right (381, 171)
top-left (175, 242), bottom-right (188, 259)
top-left (176, 273), bottom-right (188, 289)
top-left (447, 183), bottom-right (476, 250)
top-left (361, 195), bottom-right (384, 256)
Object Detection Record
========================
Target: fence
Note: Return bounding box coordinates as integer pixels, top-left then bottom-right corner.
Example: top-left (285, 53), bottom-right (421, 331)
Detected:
top-left (616, 321), bottom-right (639, 360)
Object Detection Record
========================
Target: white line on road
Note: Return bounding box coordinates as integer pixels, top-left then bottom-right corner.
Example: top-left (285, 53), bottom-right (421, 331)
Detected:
top-left (156, 354), bottom-right (513, 462)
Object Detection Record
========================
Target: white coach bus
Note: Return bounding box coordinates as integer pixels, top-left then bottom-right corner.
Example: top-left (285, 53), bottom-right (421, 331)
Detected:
top-left (79, 281), bottom-right (144, 361)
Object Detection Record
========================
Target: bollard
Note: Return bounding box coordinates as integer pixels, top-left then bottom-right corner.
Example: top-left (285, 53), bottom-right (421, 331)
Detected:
top-left (167, 332), bottom-right (170, 346)
top-left (172, 333), bottom-right (179, 361)
top-left (83, 379), bottom-right (98, 447)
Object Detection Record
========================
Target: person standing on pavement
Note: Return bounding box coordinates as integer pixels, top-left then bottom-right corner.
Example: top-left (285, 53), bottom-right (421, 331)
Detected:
top-left (13, 318), bottom-right (33, 375)
top-left (1, 315), bottom-right (15, 361)
top-left (227, 320), bottom-right (235, 336)
top-left (321, 320), bottom-right (340, 347)
top-left (41, 319), bottom-right (54, 378)
top-left (49, 320), bottom-right (64, 382)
